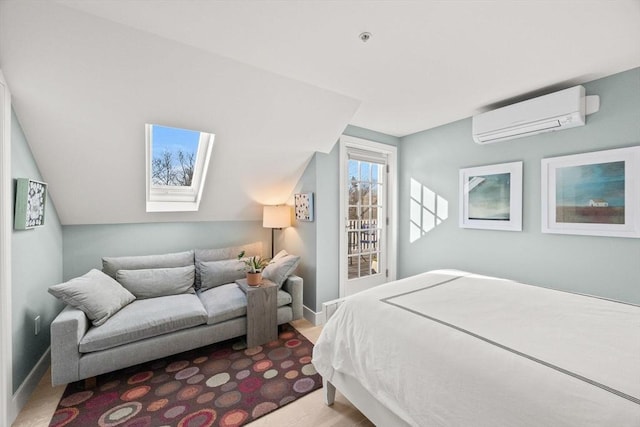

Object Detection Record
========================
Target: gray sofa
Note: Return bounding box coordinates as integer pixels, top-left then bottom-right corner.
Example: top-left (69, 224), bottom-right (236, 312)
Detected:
top-left (49, 244), bottom-right (302, 386)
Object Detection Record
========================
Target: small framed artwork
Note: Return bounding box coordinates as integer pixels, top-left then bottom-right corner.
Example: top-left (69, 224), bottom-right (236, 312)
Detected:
top-left (459, 161), bottom-right (523, 231)
top-left (14, 178), bottom-right (47, 230)
top-left (294, 192), bottom-right (314, 222)
top-left (541, 146), bottom-right (640, 238)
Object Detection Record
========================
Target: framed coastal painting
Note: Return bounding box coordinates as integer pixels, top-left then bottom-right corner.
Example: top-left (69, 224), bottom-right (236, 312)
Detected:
top-left (14, 178), bottom-right (47, 230)
top-left (459, 161), bottom-right (523, 231)
top-left (294, 192), bottom-right (314, 222)
top-left (541, 146), bottom-right (640, 238)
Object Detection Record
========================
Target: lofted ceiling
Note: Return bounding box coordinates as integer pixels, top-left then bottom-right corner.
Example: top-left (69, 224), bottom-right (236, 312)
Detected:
top-left (1, 0), bottom-right (639, 225)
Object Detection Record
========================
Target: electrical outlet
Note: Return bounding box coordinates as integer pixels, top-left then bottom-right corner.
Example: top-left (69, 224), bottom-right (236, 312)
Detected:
top-left (34, 315), bottom-right (41, 335)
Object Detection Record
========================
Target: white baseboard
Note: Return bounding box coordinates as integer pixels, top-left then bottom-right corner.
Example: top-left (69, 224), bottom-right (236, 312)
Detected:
top-left (303, 305), bottom-right (323, 326)
top-left (9, 347), bottom-right (50, 424)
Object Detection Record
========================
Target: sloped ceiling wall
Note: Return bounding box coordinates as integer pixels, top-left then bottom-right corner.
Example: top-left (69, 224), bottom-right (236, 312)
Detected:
top-left (0, 1), bottom-right (360, 224)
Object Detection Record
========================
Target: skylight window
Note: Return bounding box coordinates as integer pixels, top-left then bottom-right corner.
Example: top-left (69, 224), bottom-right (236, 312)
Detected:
top-left (145, 124), bottom-right (215, 212)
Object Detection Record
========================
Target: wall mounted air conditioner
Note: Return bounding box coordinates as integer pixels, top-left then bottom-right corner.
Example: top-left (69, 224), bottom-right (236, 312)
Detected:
top-left (472, 85), bottom-right (599, 144)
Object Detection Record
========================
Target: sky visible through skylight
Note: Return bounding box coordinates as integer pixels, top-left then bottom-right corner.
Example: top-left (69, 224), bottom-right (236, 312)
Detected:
top-left (152, 125), bottom-right (200, 155)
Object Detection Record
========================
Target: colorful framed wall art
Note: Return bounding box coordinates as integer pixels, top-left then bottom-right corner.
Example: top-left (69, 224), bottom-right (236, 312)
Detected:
top-left (14, 178), bottom-right (47, 230)
top-left (295, 192), bottom-right (314, 222)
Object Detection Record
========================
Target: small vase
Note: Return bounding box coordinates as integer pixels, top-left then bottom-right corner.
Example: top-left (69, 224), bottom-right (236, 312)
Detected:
top-left (246, 272), bottom-right (262, 286)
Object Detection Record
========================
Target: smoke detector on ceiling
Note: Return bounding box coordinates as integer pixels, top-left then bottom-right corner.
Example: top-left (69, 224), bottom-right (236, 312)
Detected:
top-left (359, 32), bottom-right (372, 43)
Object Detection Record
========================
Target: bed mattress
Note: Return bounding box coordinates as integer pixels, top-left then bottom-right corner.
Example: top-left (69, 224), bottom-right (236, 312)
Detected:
top-left (312, 270), bottom-right (640, 426)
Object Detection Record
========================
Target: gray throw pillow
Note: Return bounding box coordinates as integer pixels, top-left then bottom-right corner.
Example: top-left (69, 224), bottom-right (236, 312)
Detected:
top-left (116, 265), bottom-right (195, 299)
top-left (102, 250), bottom-right (194, 279)
top-left (199, 259), bottom-right (246, 291)
top-left (262, 253), bottom-right (300, 288)
top-left (194, 242), bottom-right (263, 289)
top-left (48, 269), bottom-right (136, 326)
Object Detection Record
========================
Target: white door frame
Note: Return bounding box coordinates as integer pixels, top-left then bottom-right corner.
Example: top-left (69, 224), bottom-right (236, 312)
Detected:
top-left (0, 71), bottom-right (13, 425)
top-left (339, 135), bottom-right (397, 297)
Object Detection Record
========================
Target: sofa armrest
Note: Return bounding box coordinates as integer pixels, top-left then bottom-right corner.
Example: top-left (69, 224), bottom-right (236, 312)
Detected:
top-left (282, 275), bottom-right (303, 320)
top-left (50, 305), bottom-right (90, 386)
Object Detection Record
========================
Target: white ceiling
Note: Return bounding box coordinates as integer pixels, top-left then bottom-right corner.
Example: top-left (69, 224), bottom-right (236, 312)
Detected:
top-left (1, 0), bottom-right (639, 225)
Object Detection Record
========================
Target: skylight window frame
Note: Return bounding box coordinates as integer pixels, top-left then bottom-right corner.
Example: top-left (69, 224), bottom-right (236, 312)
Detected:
top-left (145, 124), bottom-right (215, 212)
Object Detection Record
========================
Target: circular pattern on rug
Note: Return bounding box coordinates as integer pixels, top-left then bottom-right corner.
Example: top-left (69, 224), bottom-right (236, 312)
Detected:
top-left (260, 378), bottom-right (290, 400)
top-left (166, 361), bottom-right (190, 373)
top-left (163, 404), bottom-right (188, 420)
top-left (128, 371), bottom-right (153, 385)
top-left (187, 373), bottom-right (206, 385)
top-left (280, 360), bottom-right (294, 369)
top-left (177, 385), bottom-right (203, 401)
top-left (193, 356), bottom-right (208, 364)
top-left (238, 376), bottom-right (262, 393)
top-left (293, 377), bottom-right (316, 393)
top-left (252, 401), bottom-right (278, 418)
top-left (299, 355), bottom-right (312, 364)
top-left (177, 409), bottom-right (217, 427)
top-left (280, 395), bottom-right (296, 406)
top-left (244, 346), bottom-right (263, 356)
top-left (214, 391), bottom-right (242, 408)
top-left (252, 359), bottom-right (273, 373)
top-left (175, 366), bottom-right (200, 380)
top-left (285, 338), bottom-right (302, 348)
top-left (196, 391), bottom-right (216, 405)
top-left (155, 380), bottom-right (182, 397)
top-left (146, 398), bottom-right (169, 412)
top-left (301, 363), bottom-right (317, 376)
top-left (221, 381), bottom-right (237, 392)
top-left (279, 330), bottom-right (296, 340)
top-left (235, 369), bottom-right (250, 380)
top-left (219, 409), bottom-right (248, 427)
top-left (251, 353), bottom-right (266, 361)
top-left (231, 358), bottom-right (252, 370)
top-left (206, 372), bottom-right (230, 388)
top-left (121, 385), bottom-right (151, 401)
top-left (49, 325), bottom-right (321, 427)
top-left (150, 373), bottom-right (171, 384)
top-left (100, 380), bottom-right (120, 392)
top-left (60, 390), bottom-right (93, 407)
top-left (98, 401), bottom-right (142, 426)
top-left (50, 407), bottom-right (79, 427)
top-left (284, 370), bottom-right (299, 380)
top-left (263, 369), bottom-right (278, 379)
top-left (86, 391), bottom-right (119, 409)
top-left (268, 347), bottom-right (291, 361)
top-left (203, 359), bottom-right (231, 375)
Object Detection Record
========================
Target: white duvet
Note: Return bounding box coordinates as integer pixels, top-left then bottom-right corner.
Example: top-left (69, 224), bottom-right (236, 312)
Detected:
top-left (312, 270), bottom-right (640, 427)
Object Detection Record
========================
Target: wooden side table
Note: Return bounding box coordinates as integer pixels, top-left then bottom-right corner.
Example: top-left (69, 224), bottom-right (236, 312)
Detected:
top-left (236, 278), bottom-right (278, 348)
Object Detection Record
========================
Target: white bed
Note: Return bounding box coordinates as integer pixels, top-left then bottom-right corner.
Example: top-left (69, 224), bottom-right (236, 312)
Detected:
top-left (312, 270), bottom-right (640, 427)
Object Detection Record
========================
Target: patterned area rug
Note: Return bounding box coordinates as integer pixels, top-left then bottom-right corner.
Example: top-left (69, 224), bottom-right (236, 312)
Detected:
top-left (50, 324), bottom-right (322, 427)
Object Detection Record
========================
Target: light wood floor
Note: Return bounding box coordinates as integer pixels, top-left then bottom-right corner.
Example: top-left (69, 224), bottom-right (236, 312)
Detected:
top-left (12, 319), bottom-right (375, 427)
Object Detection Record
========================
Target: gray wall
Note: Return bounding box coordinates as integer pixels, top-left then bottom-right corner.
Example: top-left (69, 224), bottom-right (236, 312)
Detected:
top-left (11, 109), bottom-right (63, 393)
top-left (398, 67), bottom-right (640, 304)
top-left (284, 125), bottom-right (400, 314)
top-left (63, 221), bottom-right (269, 280)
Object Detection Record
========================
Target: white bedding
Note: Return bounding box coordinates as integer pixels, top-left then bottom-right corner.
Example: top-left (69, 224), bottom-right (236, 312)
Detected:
top-left (312, 270), bottom-right (640, 427)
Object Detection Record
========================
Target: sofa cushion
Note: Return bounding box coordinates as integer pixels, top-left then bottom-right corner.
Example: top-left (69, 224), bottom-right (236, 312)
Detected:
top-left (198, 283), bottom-right (248, 324)
top-left (102, 250), bottom-right (194, 279)
top-left (195, 242), bottom-right (262, 289)
top-left (116, 265), bottom-right (195, 299)
top-left (79, 294), bottom-right (207, 353)
top-left (198, 284), bottom-right (294, 326)
top-left (199, 259), bottom-right (246, 291)
top-left (48, 269), bottom-right (135, 326)
top-left (263, 253), bottom-right (300, 288)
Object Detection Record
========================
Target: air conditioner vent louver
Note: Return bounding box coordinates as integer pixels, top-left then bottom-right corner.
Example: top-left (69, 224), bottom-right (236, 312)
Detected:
top-left (472, 86), bottom-right (597, 144)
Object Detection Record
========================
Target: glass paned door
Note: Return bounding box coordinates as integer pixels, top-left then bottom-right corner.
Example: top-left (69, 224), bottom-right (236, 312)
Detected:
top-left (347, 159), bottom-right (384, 279)
top-left (344, 150), bottom-right (388, 296)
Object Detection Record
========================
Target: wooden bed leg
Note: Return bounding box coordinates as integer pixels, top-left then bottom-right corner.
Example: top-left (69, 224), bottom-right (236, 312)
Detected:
top-left (84, 376), bottom-right (97, 389)
top-left (323, 378), bottom-right (336, 406)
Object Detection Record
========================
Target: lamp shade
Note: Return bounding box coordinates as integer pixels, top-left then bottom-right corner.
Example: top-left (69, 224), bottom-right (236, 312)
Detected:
top-left (263, 205), bottom-right (291, 229)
